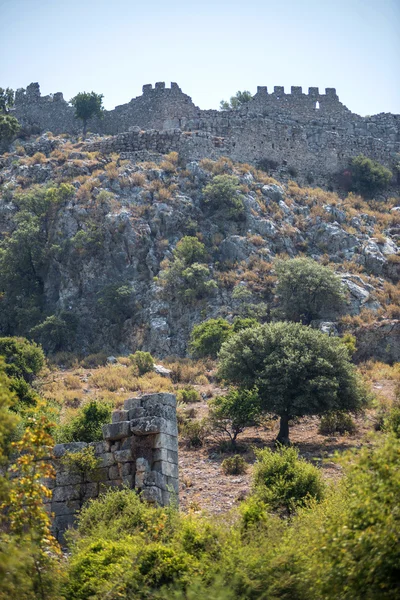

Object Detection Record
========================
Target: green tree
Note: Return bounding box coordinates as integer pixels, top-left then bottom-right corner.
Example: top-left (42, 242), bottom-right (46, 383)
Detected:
top-left (208, 387), bottom-right (261, 448)
top-left (0, 184), bottom-right (75, 336)
top-left (274, 257), bottom-right (346, 324)
top-left (189, 318), bottom-right (232, 358)
top-left (220, 90), bottom-right (252, 110)
top-left (218, 322), bottom-right (366, 444)
top-left (0, 337), bottom-right (45, 383)
top-left (129, 351), bottom-right (154, 376)
top-left (348, 154), bottom-right (393, 197)
top-left (173, 236), bottom-right (207, 265)
top-left (70, 91), bottom-right (104, 136)
top-left (0, 113), bottom-right (20, 146)
top-left (0, 87), bottom-right (15, 113)
top-left (203, 175), bottom-right (245, 221)
top-left (97, 284), bottom-right (135, 325)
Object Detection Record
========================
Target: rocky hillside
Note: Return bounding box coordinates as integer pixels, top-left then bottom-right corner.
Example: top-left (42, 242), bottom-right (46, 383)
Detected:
top-left (0, 133), bottom-right (399, 359)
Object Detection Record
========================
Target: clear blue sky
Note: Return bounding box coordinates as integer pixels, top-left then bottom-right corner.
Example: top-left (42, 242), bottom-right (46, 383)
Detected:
top-left (1, 0), bottom-right (399, 116)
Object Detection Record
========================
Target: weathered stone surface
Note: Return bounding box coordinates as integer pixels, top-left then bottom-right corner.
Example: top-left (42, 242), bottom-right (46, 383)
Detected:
top-left (108, 465), bottom-right (120, 480)
top-left (153, 364), bottom-right (172, 377)
top-left (97, 452), bottom-right (115, 467)
top-left (52, 484), bottom-right (81, 502)
top-left (153, 448), bottom-right (178, 464)
top-left (153, 433), bottom-right (179, 451)
top-left (144, 470), bottom-right (167, 490)
top-left (53, 442), bottom-right (87, 458)
top-left (102, 421), bottom-right (130, 441)
top-left (153, 460), bottom-right (179, 478)
top-left (55, 471), bottom-right (82, 486)
top-left (112, 410), bottom-right (129, 423)
top-left (51, 500), bottom-right (80, 516)
top-left (131, 416), bottom-right (178, 437)
top-left (114, 449), bottom-right (133, 463)
top-left (140, 486), bottom-right (163, 505)
top-left (124, 397), bottom-right (141, 411)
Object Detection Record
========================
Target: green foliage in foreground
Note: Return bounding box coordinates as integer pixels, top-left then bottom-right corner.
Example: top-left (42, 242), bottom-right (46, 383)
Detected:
top-left (0, 336), bottom-right (45, 383)
top-left (218, 321), bottom-right (366, 444)
top-left (60, 433), bottom-right (400, 600)
top-left (56, 400), bottom-right (112, 443)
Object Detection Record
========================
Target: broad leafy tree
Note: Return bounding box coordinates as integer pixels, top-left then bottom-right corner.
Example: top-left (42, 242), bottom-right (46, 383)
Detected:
top-left (274, 257), bottom-right (346, 324)
top-left (209, 387), bottom-right (261, 448)
top-left (218, 322), bottom-right (366, 444)
top-left (70, 91), bottom-right (104, 136)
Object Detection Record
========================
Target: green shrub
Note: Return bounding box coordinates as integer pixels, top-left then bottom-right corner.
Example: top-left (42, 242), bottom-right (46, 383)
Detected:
top-left (129, 351), bottom-right (154, 375)
top-left (319, 411), bottom-right (357, 435)
top-left (221, 455), bottom-right (247, 475)
top-left (57, 400), bottom-right (112, 443)
top-left (30, 313), bottom-right (78, 353)
top-left (203, 175), bottom-right (245, 220)
top-left (208, 388), bottom-right (261, 448)
top-left (97, 283), bottom-right (135, 325)
top-left (232, 317), bottom-right (259, 332)
top-left (176, 386), bottom-right (201, 403)
top-left (61, 446), bottom-right (101, 477)
top-left (80, 352), bottom-right (108, 369)
top-left (349, 154), bottom-right (393, 196)
top-left (181, 419), bottom-right (209, 448)
top-left (384, 404), bottom-right (400, 437)
top-left (252, 446), bottom-right (325, 514)
top-left (189, 318), bottom-right (232, 359)
top-left (173, 236), bottom-right (207, 265)
top-left (0, 337), bottom-right (45, 383)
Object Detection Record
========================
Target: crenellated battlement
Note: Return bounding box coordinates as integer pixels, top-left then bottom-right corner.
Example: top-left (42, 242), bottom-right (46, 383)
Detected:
top-left (8, 80), bottom-right (400, 183)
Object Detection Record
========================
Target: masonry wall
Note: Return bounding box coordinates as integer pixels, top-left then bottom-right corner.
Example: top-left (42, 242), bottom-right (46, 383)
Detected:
top-left (47, 393), bottom-right (178, 542)
top-left (11, 81), bottom-right (400, 183)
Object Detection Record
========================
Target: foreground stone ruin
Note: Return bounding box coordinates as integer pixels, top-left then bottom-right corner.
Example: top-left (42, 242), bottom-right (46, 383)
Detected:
top-left (47, 393), bottom-right (178, 541)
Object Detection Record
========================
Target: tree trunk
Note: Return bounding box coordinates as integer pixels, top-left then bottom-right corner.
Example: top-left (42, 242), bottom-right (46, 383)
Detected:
top-left (276, 413), bottom-right (290, 445)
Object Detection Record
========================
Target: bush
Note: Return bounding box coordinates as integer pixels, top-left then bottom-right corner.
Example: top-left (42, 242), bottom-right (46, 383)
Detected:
top-left (176, 386), bottom-right (201, 403)
top-left (173, 236), bottom-right (206, 265)
top-left (274, 257), bottom-right (346, 324)
top-left (61, 446), bottom-right (101, 477)
top-left (57, 400), bottom-right (112, 443)
top-left (252, 446), bottom-right (325, 514)
top-left (348, 154), bottom-right (393, 196)
top-left (221, 455), bottom-right (247, 475)
top-left (203, 175), bottom-right (245, 220)
top-left (0, 337), bottom-right (45, 383)
top-left (181, 419), bottom-right (209, 448)
top-left (97, 284), bottom-right (135, 325)
top-left (189, 319), bottom-right (232, 359)
top-left (208, 387), bottom-right (261, 448)
top-left (30, 313), bottom-right (78, 353)
top-left (319, 411), bottom-right (357, 435)
top-left (384, 404), bottom-right (400, 437)
top-left (80, 352), bottom-right (108, 369)
top-left (129, 351), bottom-right (154, 376)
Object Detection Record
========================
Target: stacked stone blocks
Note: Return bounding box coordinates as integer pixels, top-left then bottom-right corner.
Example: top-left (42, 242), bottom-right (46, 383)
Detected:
top-left (48, 393), bottom-right (178, 541)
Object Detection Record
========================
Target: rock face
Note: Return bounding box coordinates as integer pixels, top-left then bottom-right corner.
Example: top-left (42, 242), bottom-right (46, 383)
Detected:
top-left (48, 393), bottom-right (178, 542)
top-left (0, 142), bottom-right (398, 358)
top-left (354, 321), bottom-right (400, 364)
top-left (10, 81), bottom-right (400, 187)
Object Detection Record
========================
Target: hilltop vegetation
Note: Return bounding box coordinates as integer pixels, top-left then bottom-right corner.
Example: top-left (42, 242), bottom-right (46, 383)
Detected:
top-left (0, 134), bottom-right (398, 361)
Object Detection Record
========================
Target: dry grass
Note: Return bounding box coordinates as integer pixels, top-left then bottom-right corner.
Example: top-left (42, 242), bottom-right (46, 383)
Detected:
top-left (163, 358), bottom-right (213, 384)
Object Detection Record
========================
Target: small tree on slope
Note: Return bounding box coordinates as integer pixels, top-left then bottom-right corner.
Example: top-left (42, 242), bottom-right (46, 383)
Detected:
top-left (217, 322), bottom-right (366, 444)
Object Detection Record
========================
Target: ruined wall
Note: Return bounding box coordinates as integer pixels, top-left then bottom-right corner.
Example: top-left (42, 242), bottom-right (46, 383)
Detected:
top-left (47, 393), bottom-right (178, 542)
top-left (11, 81), bottom-right (400, 182)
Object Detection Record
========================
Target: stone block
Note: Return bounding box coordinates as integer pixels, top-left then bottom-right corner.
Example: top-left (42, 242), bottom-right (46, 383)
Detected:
top-left (83, 482), bottom-right (99, 500)
top-left (141, 393), bottom-right (176, 408)
top-left (130, 417), bottom-right (177, 437)
top-left (52, 484), bottom-right (81, 502)
top-left (121, 462), bottom-right (133, 476)
top-left (166, 476), bottom-right (179, 494)
top-left (108, 465), bottom-right (120, 480)
top-left (120, 437), bottom-right (134, 451)
top-left (124, 397), bottom-right (141, 411)
top-left (53, 442), bottom-right (87, 458)
top-left (135, 471), bottom-right (145, 488)
top-left (86, 467), bottom-right (108, 483)
top-left (51, 500), bottom-right (80, 517)
top-left (153, 460), bottom-right (178, 479)
top-left (97, 452), bottom-right (115, 467)
top-left (112, 410), bottom-right (129, 423)
top-left (114, 449), bottom-right (133, 463)
top-left (153, 448), bottom-right (178, 464)
top-left (122, 475), bottom-right (134, 488)
top-left (128, 406), bottom-right (146, 420)
top-left (91, 441), bottom-right (107, 455)
top-left (110, 441), bottom-right (122, 452)
top-left (144, 470), bottom-right (167, 491)
top-left (102, 421), bottom-right (130, 441)
top-left (153, 433), bottom-right (178, 451)
top-left (55, 471), bottom-right (82, 486)
top-left (54, 514), bottom-right (76, 534)
top-left (136, 457), bottom-right (150, 472)
top-left (145, 403), bottom-right (176, 421)
top-left (141, 486), bottom-right (163, 505)
top-left (100, 479), bottom-right (122, 490)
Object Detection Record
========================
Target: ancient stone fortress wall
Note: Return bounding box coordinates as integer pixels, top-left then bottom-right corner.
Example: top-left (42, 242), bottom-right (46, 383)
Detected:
top-left (47, 393), bottom-right (178, 542)
top-left (12, 81), bottom-right (400, 182)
